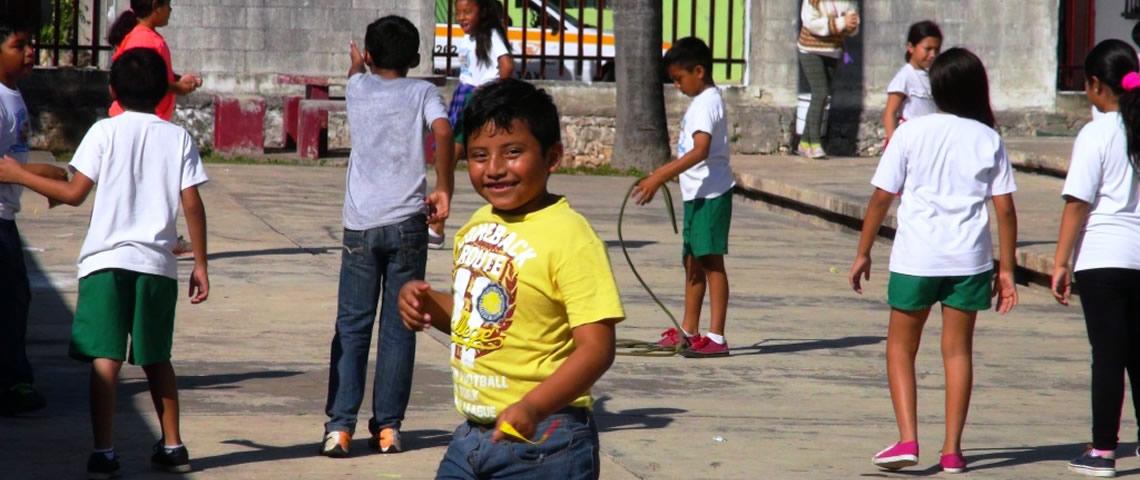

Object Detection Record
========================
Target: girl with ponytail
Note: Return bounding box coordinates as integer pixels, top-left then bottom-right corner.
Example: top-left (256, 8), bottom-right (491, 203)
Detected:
top-left (107, 0), bottom-right (200, 120)
top-left (1053, 39), bottom-right (1140, 478)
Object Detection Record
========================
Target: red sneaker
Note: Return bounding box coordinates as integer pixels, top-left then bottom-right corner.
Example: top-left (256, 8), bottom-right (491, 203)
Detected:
top-left (680, 336), bottom-right (729, 357)
top-left (657, 328), bottom-right (698, 348)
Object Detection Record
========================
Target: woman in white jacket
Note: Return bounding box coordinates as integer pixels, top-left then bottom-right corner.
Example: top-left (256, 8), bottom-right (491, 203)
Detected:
top-left (797, 0), bottom-right (860, 159)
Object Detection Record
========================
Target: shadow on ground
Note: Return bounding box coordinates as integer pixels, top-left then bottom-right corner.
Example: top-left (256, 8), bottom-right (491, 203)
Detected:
top-left (730, 336), bottom-right (885, 356)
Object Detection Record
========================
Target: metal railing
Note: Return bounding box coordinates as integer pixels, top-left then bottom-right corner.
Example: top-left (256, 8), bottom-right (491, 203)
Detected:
top-left (34, 0), bottom-right (113, 68)
top-left (434, 0), bottom-right (746, 83)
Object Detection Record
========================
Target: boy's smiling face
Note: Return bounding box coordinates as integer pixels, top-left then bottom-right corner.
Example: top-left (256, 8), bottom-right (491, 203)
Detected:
top-left (0, 31), bottom-right (34, 85)
top-left (467, 119), bottom-right (562, 216)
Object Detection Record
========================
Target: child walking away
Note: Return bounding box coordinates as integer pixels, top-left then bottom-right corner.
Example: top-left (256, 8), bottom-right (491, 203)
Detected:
top-left (431, 0), bottom-right (514, 249)
top-left (320, 16), bottom-right (454, 458)
top-left (634, 37), bottom-right (734, 358)
top-left (848, 47), bottom-right (1019, 474)
top-left (1052, 39), bottom-right (1140, 479)
top-left (0, 48), bottom-right (209, 479)
top-left (0, 4), bottom-right (68, 417)
top-left (882, 20), bottom-right (941, 145)
top-left (398, 79), bottom-right (623, 479)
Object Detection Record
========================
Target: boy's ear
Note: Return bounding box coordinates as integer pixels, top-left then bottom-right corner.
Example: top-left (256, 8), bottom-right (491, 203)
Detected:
top-left (108, 85), bottom-right (118, 101)
top-left (694, 64), bottom-right (709, 82)
top-left (545, 143), bottom-right (563, 173)
top-left (410, 53), bottom-right (421, 69)
top-left (363, 51), bottom-right (373, 67)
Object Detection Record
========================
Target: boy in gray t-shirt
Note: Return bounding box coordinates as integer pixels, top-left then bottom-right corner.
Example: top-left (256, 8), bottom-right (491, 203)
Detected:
top-left (320, 15), bottom-right (454, 458)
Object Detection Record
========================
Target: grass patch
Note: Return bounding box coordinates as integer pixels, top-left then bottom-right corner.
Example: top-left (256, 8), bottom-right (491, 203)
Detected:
top-left (555, 164), bottom-right (645, 177)
top-left (201, 151), bottom-right (343, 167)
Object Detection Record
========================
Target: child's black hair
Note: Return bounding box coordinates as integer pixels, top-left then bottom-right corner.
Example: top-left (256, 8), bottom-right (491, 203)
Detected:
top-left (0, 0), bottom-right (43, 41)
top-left (108, 0), bottom-right (170, 46)
top-left (463, 0), bottom-right (512, 66)
top-left (929, 47), bottom-right (995, 128)
top-left (904, 20), bottom-right (942, 62)
top-left (462, 78), bottom-right (560, 153)
top-left (364, 15), bottom-right (420, 71)
top-left (110, 48), bottom-right (169, 112)
top-left (663, 36), bottom-right (713, 75)
top-left (1085, 39), bottom-right (1140, 170)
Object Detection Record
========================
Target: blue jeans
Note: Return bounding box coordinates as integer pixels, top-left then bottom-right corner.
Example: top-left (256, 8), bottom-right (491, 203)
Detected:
top-left (0, 219), bottom-right (32, 390)
top-left (325, 215), bottom-right (427, 435)
top-left (436, 408), bottom-right (600, 479)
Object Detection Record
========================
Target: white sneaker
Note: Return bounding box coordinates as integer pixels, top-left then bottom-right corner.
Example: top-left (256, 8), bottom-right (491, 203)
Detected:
top-left (427, 228), bottom-right (446, 250)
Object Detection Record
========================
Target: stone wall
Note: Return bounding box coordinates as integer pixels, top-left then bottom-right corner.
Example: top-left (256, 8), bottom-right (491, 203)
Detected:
top-left (747, 0), bottom-right (1060, 111)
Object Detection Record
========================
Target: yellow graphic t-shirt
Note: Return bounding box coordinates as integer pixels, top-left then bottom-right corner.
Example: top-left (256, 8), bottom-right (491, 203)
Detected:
top-left (449, 197), bottom-right (625, 423)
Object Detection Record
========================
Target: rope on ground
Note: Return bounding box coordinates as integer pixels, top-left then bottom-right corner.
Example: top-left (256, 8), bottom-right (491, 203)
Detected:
top-left (615, 178), bottom-right (687, 357)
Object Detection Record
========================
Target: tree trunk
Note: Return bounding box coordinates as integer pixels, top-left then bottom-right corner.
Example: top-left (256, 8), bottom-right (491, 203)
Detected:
top-left (613, 0), bottom-right (670, 173)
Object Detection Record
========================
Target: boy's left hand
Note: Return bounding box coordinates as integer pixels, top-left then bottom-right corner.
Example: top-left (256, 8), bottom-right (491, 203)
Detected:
top-left (631, 176), bottom-right (664, 205)
top-left (493, 400), bottom-right (541, 442)
top-left (0, 155), bottom-right (24, 183)
top-left (426, 190), bottom-right (450, 224)
top-left (349, 41), bottom-right (366, 73)
top-left (993, 270), bottom-right (1018, 314)
top-left (189, 265), bottom-right (209, 304)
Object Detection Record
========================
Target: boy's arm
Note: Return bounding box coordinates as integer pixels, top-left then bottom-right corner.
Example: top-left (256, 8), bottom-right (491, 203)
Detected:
top-left (1051, 197), bottom-right (1089, 305)
top-left (848, 188), bottom-right (894, 294)
top-left (492, 319), bottom-right (617, 442)
top-left (992, 193), bottom-right (1018, 313)
top-left (181, 185), bottom-right (209, 304)
top-left (398, 281), bottom-right (454, 333)
top-left (632, 131), bottom-right (711, 205)
top-left (427, 119), bottom-right (456, 223)
top-left (0, 156), bottom-right (93, 206)
top-left (348, 41), bottom-right (366, 78)
top-left (22, 163), bottom-right (68, 181)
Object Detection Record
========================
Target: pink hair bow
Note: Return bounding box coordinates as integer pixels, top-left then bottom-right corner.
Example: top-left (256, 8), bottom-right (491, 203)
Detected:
top-left (1123, 72), bottom-right (1140, 92)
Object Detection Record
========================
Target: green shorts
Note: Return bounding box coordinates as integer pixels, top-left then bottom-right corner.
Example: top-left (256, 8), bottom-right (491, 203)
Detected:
top-left (682, 193), bottom-right (732, 258)
top-left (70, 269), bottom-right (178, 366)
top-left (887, 270), bottom-right (993, 312)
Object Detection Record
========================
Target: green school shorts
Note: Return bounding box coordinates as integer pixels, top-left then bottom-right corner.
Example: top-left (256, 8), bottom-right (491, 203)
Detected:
top-left (887, 270), bottom-right (993, 312)
top-left (70, 269), bottom-right (178, 366)
top-left (682, 193), bottom-right (732, 258)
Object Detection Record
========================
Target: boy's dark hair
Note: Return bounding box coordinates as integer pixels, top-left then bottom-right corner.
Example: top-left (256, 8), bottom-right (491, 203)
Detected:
top-left (110, 48), bottom-right (169, 112)
top-left (663, 37), bottom-right (713, 74)
top-left (108, 0), bottom-right (170, 46)
top-left (462, 78), bottom-right (560, 153)
top-left (930, 47), bottom-right (995, 128)
top-left (467, 0), bottom-right (512, 66)
top-left (1085, 39), bottom-right (1140, 170)
top-left (365, 16), bottom-right (420, 71)
top-left (904, 20), bottom-right (942, 62)
top-left (0, 0), bottom-right (43, 40)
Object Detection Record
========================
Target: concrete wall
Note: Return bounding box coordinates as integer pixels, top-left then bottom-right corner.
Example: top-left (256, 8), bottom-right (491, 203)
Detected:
top-left (128, 0), bottom-right (435, 92)
top-left (748, 0), bottom-right (1060, 111)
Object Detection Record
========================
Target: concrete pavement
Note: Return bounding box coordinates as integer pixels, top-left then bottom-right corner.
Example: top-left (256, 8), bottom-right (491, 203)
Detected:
top-left (0, 160), bottom-right (1123, 479)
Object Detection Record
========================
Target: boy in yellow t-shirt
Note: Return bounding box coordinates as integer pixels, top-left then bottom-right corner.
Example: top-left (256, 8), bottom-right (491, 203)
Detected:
top-left (399, 78), bottom-right (624, 479)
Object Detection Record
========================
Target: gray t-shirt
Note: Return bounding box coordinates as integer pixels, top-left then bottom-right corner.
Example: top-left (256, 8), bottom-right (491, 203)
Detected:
top-left (343, 74), bottom-right (448, 230)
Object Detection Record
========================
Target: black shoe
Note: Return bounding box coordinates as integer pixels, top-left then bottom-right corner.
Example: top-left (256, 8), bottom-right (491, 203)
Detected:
top-left (1068, 450), bottom-right (1116, 477)
top-left (151, 441), bottom-right (191, 473)
top-left (0, 383), bottom-right (46, 416)
top-left (87, 452), bottom-right (120, 480)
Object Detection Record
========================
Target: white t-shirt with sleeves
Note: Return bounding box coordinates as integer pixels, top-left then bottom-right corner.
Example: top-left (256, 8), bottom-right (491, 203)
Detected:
top-left (0, 84), bottom-right (30, 220)
top-left (871, 113), bottom-right (1016, 277)
top-left (457, 31), bottom-right (511, 87)
top-left (678, 87), bottom-right (735, 201)
top-left (1062, 112), bottom-right (1140, 271)
top-left (70, 112), bottom-right (208, 280)
top-left (887, 63), bottom-right (937, 122)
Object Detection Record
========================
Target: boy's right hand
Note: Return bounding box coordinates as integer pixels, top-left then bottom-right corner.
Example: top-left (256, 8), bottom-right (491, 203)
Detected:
top-left (349, 41), bottom-right (366, 74)
top-left (1051, 265), bottom-right (1072, 306)
top-left (399, 280), bottom-right (434, 331)
top-left (189, 265), bottom-right (209, 304)
top-left (848, 254), bottom-right (871, 294)
top-left (0, 155), bottom-right (24, 183)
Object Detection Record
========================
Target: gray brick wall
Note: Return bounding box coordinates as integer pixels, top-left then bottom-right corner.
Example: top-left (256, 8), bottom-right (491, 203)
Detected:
top-left (749, 0), bottom-right (1059, 110)
top-left (125, 0), bottom-right (434, 89)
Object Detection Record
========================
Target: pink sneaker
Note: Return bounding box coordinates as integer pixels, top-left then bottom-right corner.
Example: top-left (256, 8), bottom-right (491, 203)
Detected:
top-left (940, 452), bottom-right (967, 473)
top-left (657, 328), bottom-right (696, 348)
top-left (872, 441), bottom-right (918, 470)
top-left (680, 336), bottom-right (729, 358)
